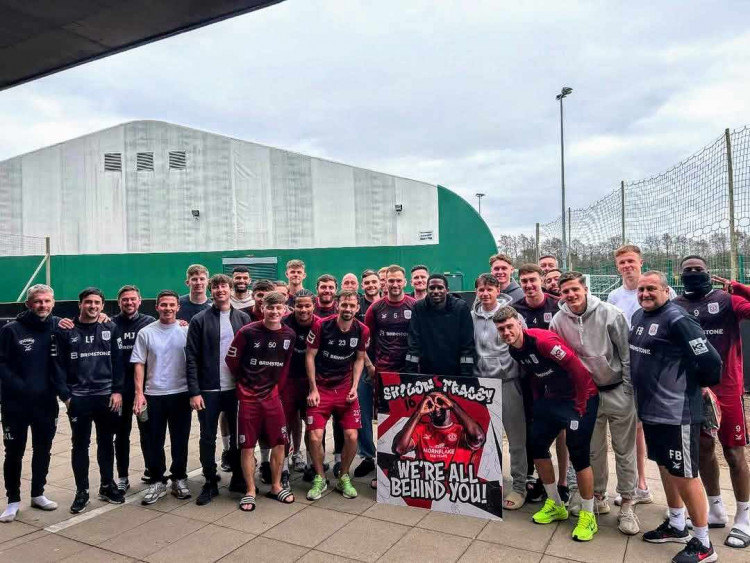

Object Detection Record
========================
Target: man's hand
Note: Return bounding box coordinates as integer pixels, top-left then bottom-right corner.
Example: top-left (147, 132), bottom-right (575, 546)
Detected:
top-left (65, 399), bottom-right (71, 410)
top-left (711, 275), bottom-right (732, 292)
top-left (58, 318), bottom-right (74, 330)
top-left (109, 392), bottom-right (122, 412)
top-left (97, 313), bottom-right (111, 323)
top-left (307, 388), bottom-right (320, 408)
top-left (178, 319), bottom-right (189, 327)
top-left (190, 395), bottom-right (205, 411)
top-left (346, 387), bottom-right (357, 403)
top-left (419, 395), bottom-right (436, 416)
top-left (431, 392), bottom-right (453, 410)
top-left (364, 363), bottom-right (376, 383)
top-left (134, 393), bottom-right (147, 415)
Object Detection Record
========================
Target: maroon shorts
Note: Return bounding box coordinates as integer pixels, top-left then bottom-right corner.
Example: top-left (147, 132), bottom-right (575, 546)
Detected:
top-left (714, 393), bottom-right (749, 448)
top-left (281, 379), bottom-right (309, 427)
top-left (306, 383), bottom-right (361, 431)
top-left (237, 395), bottom-right (288, 450)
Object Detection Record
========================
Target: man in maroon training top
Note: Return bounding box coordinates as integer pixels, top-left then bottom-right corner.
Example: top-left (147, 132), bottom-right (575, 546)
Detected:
top-left (314, 274), bottom-right (338, 317)
top-left (674, 256), bottom-right (750, 547)
top-left (305, 290), bottom-right (370, 501)
top-left (225, 292), bottom-right (296, 512)
top-left (513, 264), bottom-right (561, 330)
top-left (246, 280), bottom-right (275, 323)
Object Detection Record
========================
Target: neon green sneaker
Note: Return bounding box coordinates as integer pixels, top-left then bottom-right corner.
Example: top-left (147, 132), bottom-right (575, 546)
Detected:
top-left (532, 498), bottom-right (569, 524)
top-left (306, 474), bottom-right (328, 501)
top-left (336, 473), bottom-right (358, 499)
top-left (572, 510), bottom-right (598, 541)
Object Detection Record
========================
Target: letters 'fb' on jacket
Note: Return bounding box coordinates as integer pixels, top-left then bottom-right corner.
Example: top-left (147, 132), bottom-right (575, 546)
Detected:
top-left (470, 294), bottom-right (521, 381)
top-left (549, 294), bottom-right (631, 390)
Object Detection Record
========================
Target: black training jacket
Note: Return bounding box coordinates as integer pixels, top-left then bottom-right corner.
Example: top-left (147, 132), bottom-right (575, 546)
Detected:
top-left (53, 319), bottom-right (124, 399)
top-left (405, 294), bottom-right (476, 376)
top-left (0, 310), bottom-right (66, 411)
top-left (185, 305), bottom-right (251, 396)
top-left (112, 312), bottom-right (156, 399)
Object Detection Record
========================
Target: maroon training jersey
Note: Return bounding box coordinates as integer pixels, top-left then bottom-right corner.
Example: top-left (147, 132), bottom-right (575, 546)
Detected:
top-left (674, 283), bottom-right (750, 397)
top-left (512, 294), bottom-right (560, 330)
top-left (247, 306), bottom-right (264, 323)
top-left (225, 321), bottom-right (295, 401)
top-left (365, 295), bottom-right (416, 371)
top-left (314, 298), bottom-right (338, 318)
top-left (307, 316), bottom-right (370, 388)
top-left (508, 328), bottom-right (596, 414)
top-left (282, 314), bottom-right (319, 380)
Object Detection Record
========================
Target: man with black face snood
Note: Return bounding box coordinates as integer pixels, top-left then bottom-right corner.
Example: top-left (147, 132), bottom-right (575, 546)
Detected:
top-left (393, 391), bottom-right (486, 469)
top-left (674, 255), bottom-right (750, 549)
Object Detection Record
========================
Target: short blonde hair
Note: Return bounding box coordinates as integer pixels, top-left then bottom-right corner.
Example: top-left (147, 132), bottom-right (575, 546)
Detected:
top-left (614, 244), bottom-right (641, 259)
top-left (186, 264), bottom-right (209, 279)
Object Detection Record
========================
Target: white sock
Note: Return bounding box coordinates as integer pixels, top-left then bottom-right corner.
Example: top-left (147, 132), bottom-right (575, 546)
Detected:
top-left (544, 483), bottom-right (562, 505)
top-left (0, 502), bottom-right (20, 522)
top-left (693, 524), bottom-right (710, 548)
top-left (261, 449), bottom-right (270, 463)
top-left (707, 495), bottom-right (727, 524)
top-left (581, 497), bottom-right (594, 513)
top-left (334, 453), bottom-right (341, 463)
top-left (734, 500), bottom-right (750, 530)
top-left (669, 506), bottom-right (686, 530)
top-left (222, 436), bottom-right (230, 450)
top-left (283, 458), bottom-right (289, 472)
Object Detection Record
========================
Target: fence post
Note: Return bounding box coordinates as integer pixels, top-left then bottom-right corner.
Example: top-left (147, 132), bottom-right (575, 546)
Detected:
top-left (535, 223), bottom-right (540, 262)
top-left (45, 236), bottom-right (51, 286)
top-left (621, 180), bottom-right (626, 244)
top-left (725, 128), bottom-right (738, 280)
top-left (568, 207), bottom-right (573, 269)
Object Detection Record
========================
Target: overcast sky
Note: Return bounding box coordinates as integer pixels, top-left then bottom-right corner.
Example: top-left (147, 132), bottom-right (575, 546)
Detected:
top-left (1, 0), bottom-right (749, 238)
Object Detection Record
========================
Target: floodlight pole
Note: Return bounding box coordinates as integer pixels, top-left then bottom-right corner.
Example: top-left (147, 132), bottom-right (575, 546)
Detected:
top-left (476, 193), bottom-right (485, 215)
top-left (557, 86), bottom-right (573, 270)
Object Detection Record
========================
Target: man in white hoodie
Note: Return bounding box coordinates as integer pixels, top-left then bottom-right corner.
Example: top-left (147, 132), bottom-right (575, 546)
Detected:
top-left (471, 273), bottom-right (526, 510)
top-left (550, 271), bottom-right (639, 536)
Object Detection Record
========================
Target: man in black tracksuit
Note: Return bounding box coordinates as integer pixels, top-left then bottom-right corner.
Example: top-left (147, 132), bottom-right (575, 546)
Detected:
top-left (0, 285), bottom-right (67, 522)
top-left (54, 287), bottom-right (125, 514)
top-left (406, 274), bottom-right (475, 376)
top-left (111, 285), bottom-right (155, 492)
top-left (186, 274), bottom-right (251, 505)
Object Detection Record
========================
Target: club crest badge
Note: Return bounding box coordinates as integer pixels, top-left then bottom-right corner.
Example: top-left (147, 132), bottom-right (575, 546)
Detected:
top-left (544, 312), bottom-right (552, 323)
top-left (404, 310), bottom-right (412, 319)
top-left (101, 330), bottom-right (111, 341)
top-left (707, 302), bottom-right (720, 314)
top-left (648, 324), bottom-right (659, 336)
top-left (350, 338), bottom-right (358, 347)
top-left (283, 339), bottom-right (291, 350)
top-left (550, 345), bottom-right (567, 360)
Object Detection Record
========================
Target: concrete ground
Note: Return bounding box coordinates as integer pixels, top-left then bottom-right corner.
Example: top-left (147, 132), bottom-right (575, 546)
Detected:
top-left (0, 412), bottom-right (747, 563)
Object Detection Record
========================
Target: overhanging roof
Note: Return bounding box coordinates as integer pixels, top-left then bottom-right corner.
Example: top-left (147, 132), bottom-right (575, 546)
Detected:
top-left (0, 0), bottom-right (284, 91)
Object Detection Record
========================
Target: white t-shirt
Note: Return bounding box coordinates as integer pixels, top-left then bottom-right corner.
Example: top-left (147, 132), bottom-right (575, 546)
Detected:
top-left (218, 311), bottom-right (235, 391)
top-left (130, 321), bottom-right (189, 396)
top-left (607, 284), bottom-right (677, 327)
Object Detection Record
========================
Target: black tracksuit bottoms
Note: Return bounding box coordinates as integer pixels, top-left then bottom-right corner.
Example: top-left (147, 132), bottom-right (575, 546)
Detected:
top-left (116, 394), bottom-right (152, 479)
top-left (68, 394), bottom-right (119, 492)
top-left (198, 390), bottom-right (239, 482)
top-left (2, 404), bottom-right (58, 503)
top-left (146, 392), bottom-right (191, 483)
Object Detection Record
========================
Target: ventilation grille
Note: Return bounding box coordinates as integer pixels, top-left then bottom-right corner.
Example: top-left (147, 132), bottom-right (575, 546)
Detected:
top-left (136, 152), bottom-right (154, 171)
top-left (104, 153), bottom-right (122, 172)
top-left (169, 151), bottom-right (186, 170)
top-left (222, 257), bottom-right (278, 281)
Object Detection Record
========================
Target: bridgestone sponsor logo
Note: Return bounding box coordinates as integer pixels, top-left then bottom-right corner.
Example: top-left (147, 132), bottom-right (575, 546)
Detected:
top-left (79, 351), bottom-right (111, 358)
top-left (704, 329), bottom-right (724, 335)
top-left (629, 344), bottom-right (651, 355)
top-left (384, 331), bottom-right (408, 337)
top-left (536, 369), bottom-right (554, 378)
top-left (258, 360), bottom-right (283, 367)
top-left (323, 352), bottom-right (354, 361)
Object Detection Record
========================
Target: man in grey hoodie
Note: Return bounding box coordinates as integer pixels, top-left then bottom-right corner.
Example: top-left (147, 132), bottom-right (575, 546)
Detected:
top-left (549, 272), bottom-right (639, 536)
top-left (471, 273), bottom-right (526, 510)
top-left (490, 254), bottom-right (525, 304)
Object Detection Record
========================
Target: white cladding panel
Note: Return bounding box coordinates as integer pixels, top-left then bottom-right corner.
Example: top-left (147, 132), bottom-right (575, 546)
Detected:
top-left (0, 121), bottom-right (439, 255)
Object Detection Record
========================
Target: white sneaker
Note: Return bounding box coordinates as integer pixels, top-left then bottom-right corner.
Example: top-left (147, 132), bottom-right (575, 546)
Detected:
top-left (30, 495), bottom-right (58, 511)
top-left (0, 502), bottom-right (20, 523)
top-left (142, 482), bottom-right (167, 505)
top-left (570, 495), bottom-right (610, 516)
top-left (618, 507), bottom-right (640, 535)
top-left (615, 488), bottom-right (653, 506)
top-left (171, 478), bottom-right (191, 499)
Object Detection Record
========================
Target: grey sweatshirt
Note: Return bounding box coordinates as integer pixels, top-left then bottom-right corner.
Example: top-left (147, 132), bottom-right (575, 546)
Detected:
top-left (549, 294), bottom-right (631, 389)
top-left (471, 295), bottom-right (521, 381)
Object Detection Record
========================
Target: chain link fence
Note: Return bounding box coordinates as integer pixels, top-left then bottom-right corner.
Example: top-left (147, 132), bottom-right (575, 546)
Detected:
top-left (535, 126), bottom-right (750, 290)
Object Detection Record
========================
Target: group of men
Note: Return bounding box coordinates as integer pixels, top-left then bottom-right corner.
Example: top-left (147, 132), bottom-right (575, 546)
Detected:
top-left (0, 250), bottom-right (748, 563)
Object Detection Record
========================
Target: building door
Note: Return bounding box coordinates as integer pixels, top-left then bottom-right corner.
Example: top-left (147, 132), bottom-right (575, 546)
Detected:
top-left (443, 272), bottom-right (464, 291)
top-left (222, 257), bottom-right (279, 281)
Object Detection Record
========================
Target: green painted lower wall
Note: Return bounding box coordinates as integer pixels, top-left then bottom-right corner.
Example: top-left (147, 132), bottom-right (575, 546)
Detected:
top-left (1, 185), bottom-right (496, 302)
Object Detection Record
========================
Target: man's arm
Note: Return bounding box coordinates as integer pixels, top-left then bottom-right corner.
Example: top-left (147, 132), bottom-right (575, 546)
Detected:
top-left (393, 396), bottom-right (432, 455)
top-left (185, 318), bottom-right (202, 398)
top-left (539, 334), bottom-right (592, 415)
top-left (109, 326), bottom-right (124, 395)
top-left (0, 327), bottom-right (24, 395)
top-left (49, 331), bottom-right (71, 402)
top-left (348, 350), bottom-right (366, 402)
top-left (133, 363), bottom-right (146, 414)
top-left (364, 305), bottom-right (378, 366)
top-left (608, 310), bottom-right (632, 389)
top-left (458, 303), bottom-right (476, 376)
top-left (405, 307), bottom-right (421, 372)
top-left (444, 395), bottom-right (485, 449)
top-left (672, 316), bottom-right (722, 386)
top-left (305, 347), bottom-right (320, 406)
top-left (225, 328), bottom-right (247, 379)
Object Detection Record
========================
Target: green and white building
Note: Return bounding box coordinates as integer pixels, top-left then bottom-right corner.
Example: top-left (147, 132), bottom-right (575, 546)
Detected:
top-left (0, 121), bottom-right (495, 301)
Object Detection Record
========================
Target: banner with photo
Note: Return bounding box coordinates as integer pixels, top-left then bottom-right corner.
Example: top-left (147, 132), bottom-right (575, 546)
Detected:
top-left (375, 372), bottom-right (503, 520)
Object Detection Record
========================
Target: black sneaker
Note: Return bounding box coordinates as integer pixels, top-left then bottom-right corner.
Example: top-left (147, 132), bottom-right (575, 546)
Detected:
top-left (353, 458), bottom-right (376, 478)
top-left (196, 483), bottom-right (219, 506)
top-left (99, 483), bottom-right (125, 504)
top-left (260, 461), bottom-right (272, 484)
top-left (643, 519), bottom-right (690, 544)
top-left (220, 450), bottom-right (231, 472)
top-left (558, 484), bottom-right (570, 506)
top-left (141, 469), bottom-right (151, 483)
top-left (70, 490), bottom-right (90, 514)
top-left (303, 465), bottom-right (316, 482)
top-left (526, 478), bottom-right (545, 503)
top-left (333, 461), bottom-right (342, 478)
top-left (672, 537), bottom-right (718, 563)
top-left (281, 470), bottom-right (290, 490)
